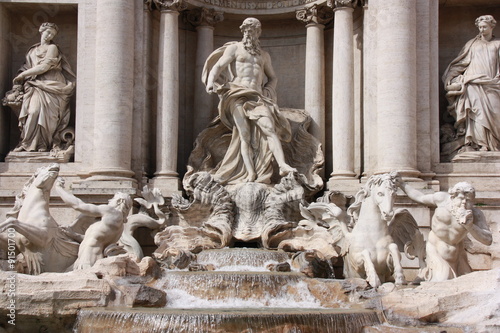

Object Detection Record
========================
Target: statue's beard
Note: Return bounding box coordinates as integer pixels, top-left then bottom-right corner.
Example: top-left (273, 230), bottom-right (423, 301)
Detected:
top-left (242, 35), bottom-right (261, 55)
top-left (450, 200), bottom-right (472, 224)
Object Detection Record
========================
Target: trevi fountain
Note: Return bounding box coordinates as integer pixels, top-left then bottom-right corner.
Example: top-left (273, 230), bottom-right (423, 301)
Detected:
top-left (0, 0), bottom-right (499, 332)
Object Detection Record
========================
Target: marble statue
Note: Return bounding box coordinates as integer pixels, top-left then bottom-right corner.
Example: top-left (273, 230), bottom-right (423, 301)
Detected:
top-left (55, 178), bottom-right (132, 270)
top-left (398, 180), bottom-right (492, 282)
top-left (203, 17), bottom-right (296, 184)
top-left (442, 15), bottom-right (500, 152)
top-left (120, 186), bottom-right (169, 260)
top-left (0, 164), bottom-right (78, 274)
top-left (9, 22), bottom-right (76, 153)
top-left (301, 173), bottom-right (424, 288)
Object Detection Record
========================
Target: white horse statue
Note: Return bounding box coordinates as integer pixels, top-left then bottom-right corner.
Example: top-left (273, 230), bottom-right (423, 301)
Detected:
top-left (336, 172), bottom-right (424, 287)
top-left (0, 164), bottom-right (78, 274)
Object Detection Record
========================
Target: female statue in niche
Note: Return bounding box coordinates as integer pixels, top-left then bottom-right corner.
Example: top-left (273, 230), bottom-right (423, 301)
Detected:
top-left (11, 22), bottom-right (76, 153)
top-left (442, 15), bottom-right (500, 152)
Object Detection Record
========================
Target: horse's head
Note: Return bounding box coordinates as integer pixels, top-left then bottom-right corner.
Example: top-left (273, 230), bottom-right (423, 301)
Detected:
top-left (33, 164), bottom-right (60, 190)
top-left (366, 172), bottom-right (399, 222)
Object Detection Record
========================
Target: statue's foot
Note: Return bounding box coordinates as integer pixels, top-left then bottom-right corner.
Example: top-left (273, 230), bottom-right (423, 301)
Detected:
top-left (279, 164), bottom-right (297, 176)
top-left (13, 146), bottom-right (24, 152)
top-left (479, 146), bottom-right (488, 152)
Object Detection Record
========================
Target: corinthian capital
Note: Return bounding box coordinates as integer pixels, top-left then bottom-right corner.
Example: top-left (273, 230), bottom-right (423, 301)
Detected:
top-left (187, 8), bottom-right (224, 27)
top-left (327, 0), bottom-right (358, 9)
top-left (150, 0), bottom-right (188, 12)
top-left (296, 4), bottom-right (333, 25)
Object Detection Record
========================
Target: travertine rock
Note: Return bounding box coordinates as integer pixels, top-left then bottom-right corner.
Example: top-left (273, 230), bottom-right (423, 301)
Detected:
top-left (380, 269), bottom-right (500, 332)
top-left (90, 254), bottom-right (141, 278)
top-left (0, 271), bottom-right (111, 317)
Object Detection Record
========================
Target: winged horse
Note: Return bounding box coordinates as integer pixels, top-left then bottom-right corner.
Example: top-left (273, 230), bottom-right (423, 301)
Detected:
top-left (0, 164), bottom-right (79, 274)
top-left (336, 172), bottom-right (424, 287)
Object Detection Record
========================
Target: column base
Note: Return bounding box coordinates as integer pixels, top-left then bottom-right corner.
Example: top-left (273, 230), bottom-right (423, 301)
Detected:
top-left (150, 176), bottom-right (181, 197)
top-left (71, 177), bottom-right (138, 197)
top-left (326, 177), bottom-right (361, 195)
top-left (89, 167), bottom-right (136, 178)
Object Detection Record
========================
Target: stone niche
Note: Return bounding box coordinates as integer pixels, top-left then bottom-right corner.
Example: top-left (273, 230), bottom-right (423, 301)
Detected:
top-left (438, 5), bottom-right (500, 163)
top-left (0, 3), bottom-right (78, 159)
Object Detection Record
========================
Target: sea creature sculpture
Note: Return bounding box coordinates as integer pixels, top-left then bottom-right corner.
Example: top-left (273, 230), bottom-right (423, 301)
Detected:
top-left (0, 164), bottom-right (78, 274)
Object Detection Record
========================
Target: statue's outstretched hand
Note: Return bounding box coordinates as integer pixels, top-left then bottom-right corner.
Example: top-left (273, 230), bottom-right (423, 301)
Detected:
top-left (13, 74), bottom-right (24, 85)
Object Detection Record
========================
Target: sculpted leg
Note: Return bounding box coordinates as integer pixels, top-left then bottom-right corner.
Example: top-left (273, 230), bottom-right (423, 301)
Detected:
top-left (425, 238), bottom-right (455, 281)
top-left (233, 105), bottom-right (256, 182)
top-left (388, 243), bottom-right (407, 285)
top-left (360, 249), bottom-right (381, 288)
top-left (74, 243), bottom-right (103, 270)
top-left (0, 218), bottom-right (48, 248)
top-left (256, 113), bottom-right (296, 176)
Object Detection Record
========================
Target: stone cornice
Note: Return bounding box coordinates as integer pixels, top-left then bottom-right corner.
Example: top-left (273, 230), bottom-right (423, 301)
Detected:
top-left (146, 0), bottom-right (188, 12)
top-left (326, 0), bottom-right (358, 9)
top-left (296, 4), bottom-right (333, 26)
top-left (186, 7), bottom-right (224, 27)
top-left (185, 0), bottom-right (324, 16)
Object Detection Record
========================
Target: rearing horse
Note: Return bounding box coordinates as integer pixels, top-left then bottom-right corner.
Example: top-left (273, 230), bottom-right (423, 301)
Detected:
top-left (0, 164), bottom-right (78, 274)
top-left (342, 172), bottom-right (419, 288)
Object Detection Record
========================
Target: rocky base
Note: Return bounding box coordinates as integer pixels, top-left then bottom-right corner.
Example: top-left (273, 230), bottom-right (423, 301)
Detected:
top-left (0, 257), bottom-right (498, 332)
top-left (377, 269), bottom-right (500, 333)
top-left (0, 255), bottom-right (165, 333)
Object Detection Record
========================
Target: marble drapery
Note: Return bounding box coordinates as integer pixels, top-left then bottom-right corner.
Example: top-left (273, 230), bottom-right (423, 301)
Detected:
top-left (443, 36), bottom-right (500, 151)
top-left (16, 43), bottom-right (75, 152)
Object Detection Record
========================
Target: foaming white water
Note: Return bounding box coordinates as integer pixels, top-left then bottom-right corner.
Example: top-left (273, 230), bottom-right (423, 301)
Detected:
top-left (165, 280), bottom-right (323, 309)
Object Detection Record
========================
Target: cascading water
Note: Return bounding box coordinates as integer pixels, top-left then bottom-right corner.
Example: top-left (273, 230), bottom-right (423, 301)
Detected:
top-left (73, 249), bottom-right (383, 332)
top-left (75, 308), bottom-right (382, 333)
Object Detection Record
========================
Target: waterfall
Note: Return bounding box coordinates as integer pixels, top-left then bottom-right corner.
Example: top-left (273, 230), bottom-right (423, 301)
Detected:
top-left (74, 308), bottom-right (383, 333)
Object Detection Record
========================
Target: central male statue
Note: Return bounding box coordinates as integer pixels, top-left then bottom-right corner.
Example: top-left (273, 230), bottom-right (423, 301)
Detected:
top-left (203, 17), bottom-right (296, 185)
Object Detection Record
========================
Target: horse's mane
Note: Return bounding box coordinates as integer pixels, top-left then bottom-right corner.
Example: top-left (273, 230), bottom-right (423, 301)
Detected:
top-left (346, 172), bottom-right (398, 225)
top-left (5, 171), bottom-right (38, 218)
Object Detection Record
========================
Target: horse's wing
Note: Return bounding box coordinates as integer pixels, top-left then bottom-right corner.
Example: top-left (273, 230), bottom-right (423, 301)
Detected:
top-left (301, 202), bottom-right (350, 255)
top-left (388, 209), bottom-right (425, 255)
top-left (329, 224), bottom-right (349, 256)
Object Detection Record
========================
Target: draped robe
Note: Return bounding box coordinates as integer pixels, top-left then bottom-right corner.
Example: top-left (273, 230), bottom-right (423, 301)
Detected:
top-left (17, 43), bottom-right (76, 152)
top-left (443, 36), bottom-right (500, 151)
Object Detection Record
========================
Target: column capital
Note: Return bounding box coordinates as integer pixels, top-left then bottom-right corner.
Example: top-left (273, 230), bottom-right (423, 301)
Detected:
top-left (187, 7), bottom-right (224, 28)
top-left (327, 0), bottom-right (358, 10)
top-left (296, 4), bottom-right (333, 26)
top-left (148, 0), bottom-right (188, 12)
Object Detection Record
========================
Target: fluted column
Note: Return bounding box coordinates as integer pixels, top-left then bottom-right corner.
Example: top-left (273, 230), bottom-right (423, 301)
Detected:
top-left (91, 0), bottom-right (135, 179)
top-left (296, 4), bottom-right (332, 152)
top-left (329, 0), bottom-right (356, 179)
top-left (187, 7), bottom-right (223, 140)
top-left (152, 0), bottom-right (186, 193)
top-left (362, 0), bottom-right (378, 176)
top-left (131, 1), bottom-right (154, 185)
top-left (374, 0), bottom-right (419, 178)
top-left (429, 0), bottom-right (440, 168)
